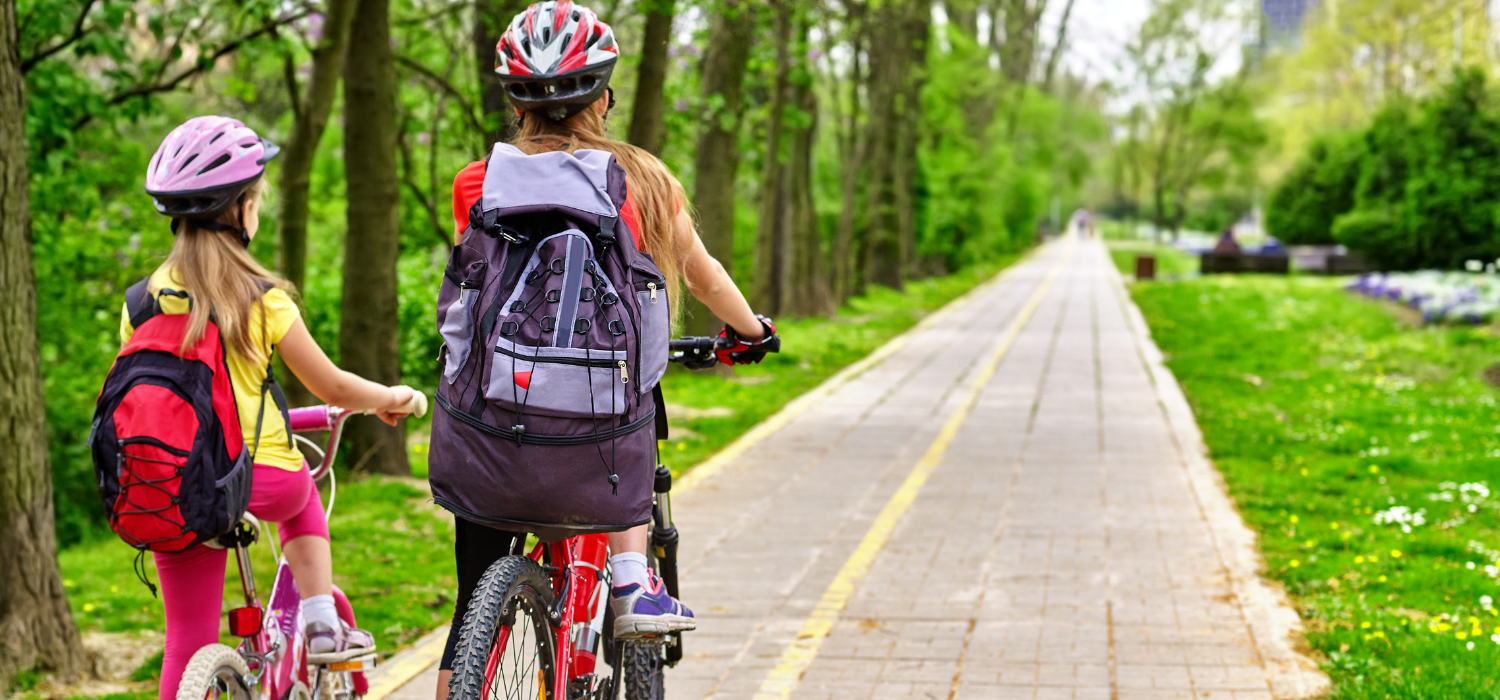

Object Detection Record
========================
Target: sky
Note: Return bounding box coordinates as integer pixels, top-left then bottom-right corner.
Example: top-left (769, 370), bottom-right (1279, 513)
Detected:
top-left (1044, 0), bottom-right (1154, 85)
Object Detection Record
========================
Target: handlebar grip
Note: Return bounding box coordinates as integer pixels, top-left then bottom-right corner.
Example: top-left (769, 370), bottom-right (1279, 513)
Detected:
top-left (287, 406), bottom-right (334, 433)
top-left (393, 392), bottom-right (429, 419)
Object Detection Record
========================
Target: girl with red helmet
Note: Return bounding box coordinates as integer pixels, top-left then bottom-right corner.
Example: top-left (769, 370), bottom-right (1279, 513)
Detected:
top-left (434, 3), bottom-right (777, 696)
top-left (132, 116), bottom-right (427, 699)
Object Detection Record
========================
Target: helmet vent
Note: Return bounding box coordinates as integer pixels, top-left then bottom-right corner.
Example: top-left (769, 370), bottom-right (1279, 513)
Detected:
top-left (208, 132), bottom-right (225, 144)
top-left (197, 153), bottom-right (232, 175)
top-left (571, 9), bottom-right (580, 20)
top-left (178, 154), bottom-right (199, 173)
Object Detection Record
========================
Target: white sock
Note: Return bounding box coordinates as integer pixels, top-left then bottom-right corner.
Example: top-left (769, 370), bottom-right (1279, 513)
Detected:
top-left (301, 594), bottom-right (340, 630)
top-left (610, 553), bottom-right (649, 589)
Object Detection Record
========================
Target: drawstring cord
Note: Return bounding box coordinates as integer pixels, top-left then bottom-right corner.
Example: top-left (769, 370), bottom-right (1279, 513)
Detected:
top-left (134, 549), bottom-right (158, 598)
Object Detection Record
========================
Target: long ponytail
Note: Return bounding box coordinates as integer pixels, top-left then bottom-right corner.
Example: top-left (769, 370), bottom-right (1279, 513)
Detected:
top-left (159, 181), bottom-right (293, 362)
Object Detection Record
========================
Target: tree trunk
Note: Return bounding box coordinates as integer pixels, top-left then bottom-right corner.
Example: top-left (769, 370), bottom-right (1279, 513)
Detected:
top-left (863, 0), bottom-right (905, 290)
top-left (278, 0), bottom-right (358, 294)
top-left (474, 0), bottom-right (528, 152)
top-left (753, 0), bottom-right (792, 315)
top-left (1041, 0), bottom-right (1076, 92)
top-left (275, 0), bottom-right (358, 409)
top-left (627, 0), bottom-right (675, 155)
top-left (0, 0), bottom-right (85, 686)
top-left (831, 1), bottom-right (865, 303)
top-left (786, 64), bottom-right (829, 316)
top-left (341, 0), bottom-right (408, 476)
top-left (688, 0), bottom-right (755, 334)
top-left (894, 0), bottom-right (930, 279)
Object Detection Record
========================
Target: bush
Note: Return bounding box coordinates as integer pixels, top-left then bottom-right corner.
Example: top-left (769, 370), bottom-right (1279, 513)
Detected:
top-left (1268, 68), bottom-right (1500, 269)
top-left (1265, 132), bottom-right (1363, 245)
top-left (1331, 209), bottom-right (1408, 269)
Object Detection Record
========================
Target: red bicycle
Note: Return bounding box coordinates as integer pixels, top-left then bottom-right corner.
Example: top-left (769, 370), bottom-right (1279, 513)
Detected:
top-left (445, 337), bottom-right (723, 700)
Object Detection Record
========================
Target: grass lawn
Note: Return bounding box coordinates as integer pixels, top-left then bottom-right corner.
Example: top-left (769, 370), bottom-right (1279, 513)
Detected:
top-left (1134, 275), bottom-right (1500, 699)
top-left (44, 253), bottom-right (1022, 698)
top-left (1106, 238), bottom-right (1198, 280)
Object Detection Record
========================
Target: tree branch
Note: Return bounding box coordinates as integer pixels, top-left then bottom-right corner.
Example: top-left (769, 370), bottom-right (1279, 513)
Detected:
top-left (70, 10), bottom-right (312, 131)
top-left (395, 114), bottom-right (455, 250)
top-left (394, 54), bottom-right (487, 137)
top-left (282, 50), bottom-right (304, 120)
top-left (20, 0), bottom-right (99, 74)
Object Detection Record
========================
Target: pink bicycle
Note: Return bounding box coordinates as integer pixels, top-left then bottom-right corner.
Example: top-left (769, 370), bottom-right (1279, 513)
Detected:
top-left (173, 405), bottom-right (376, 700)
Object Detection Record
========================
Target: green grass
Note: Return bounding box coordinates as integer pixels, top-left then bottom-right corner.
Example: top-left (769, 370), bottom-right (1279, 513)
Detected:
top-left (1107, 239), bottom-right (1198, 280)
top-left (1134, 275), bottom-right (1500, 699)
top-left (52, 254), bottom-right (1022, 695)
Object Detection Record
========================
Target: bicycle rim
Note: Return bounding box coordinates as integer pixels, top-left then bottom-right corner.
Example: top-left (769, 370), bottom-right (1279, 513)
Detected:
top-left (479, 589), bottom-right (555, 700)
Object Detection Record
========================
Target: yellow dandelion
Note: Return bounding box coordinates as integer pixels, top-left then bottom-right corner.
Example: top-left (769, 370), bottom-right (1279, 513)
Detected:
top-left (1370, 465), bottom-right (1380, 474)
top-left (1361, 621), bottom-right (1372, 629)
top-left (1332, 523), bottom-right (1340, 530)
top-left (82, 603), bottom-right (96, 613)
top-left (1290, 560), bottom-right (1301, 568)
top-left (1301, 468), bottom-right (1309, 476)
top-left (1356, 556), bottom-right (1366, 564)
top-left (1369, 555), bottom-right (1379, 563)
top-left (1391, 550), bottom-right (1402, 558)
top-left (1305, 540), bottom-right (1316, 547)
top-left (1379, 576), bottom-right (1388, 582)
top-left (1290, 515), bottom-right (1300, 524)
top-left (1458, 632), bottom-right (1469, 640)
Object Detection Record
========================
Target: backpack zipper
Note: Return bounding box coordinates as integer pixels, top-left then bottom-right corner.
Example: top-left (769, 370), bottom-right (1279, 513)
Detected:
top-left (494, 344), bottom-right (619, 368)
top-left (118, 435), bottom-right (191, 457)
top-left (618, 360), bottom-right (628, 383)
top-left (647, 282), bottom-right (657, 302)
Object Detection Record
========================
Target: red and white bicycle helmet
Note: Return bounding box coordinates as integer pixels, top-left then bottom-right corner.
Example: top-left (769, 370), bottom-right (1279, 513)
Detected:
top-left (145, 116), bottom-right (280, 221)
top-left (495, 1), bottom-right (619, 121)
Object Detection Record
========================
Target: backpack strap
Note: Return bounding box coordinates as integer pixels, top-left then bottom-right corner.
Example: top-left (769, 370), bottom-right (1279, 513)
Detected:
top-left (248, 279), bottom-right (297, 458)
top-left (125, 277), bottom-right (160, 329)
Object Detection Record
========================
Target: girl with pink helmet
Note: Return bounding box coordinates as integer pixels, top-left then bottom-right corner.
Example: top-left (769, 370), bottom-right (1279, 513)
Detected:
top-left (130, 115), bottom-right (427, 700)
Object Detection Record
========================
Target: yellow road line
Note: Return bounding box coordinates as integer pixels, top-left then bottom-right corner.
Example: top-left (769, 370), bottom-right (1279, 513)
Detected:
top-left (750, 245), bottom-right (1070, 700)
top-left (363, 625), bottom-right (449, 700)
top-left (675, 247), bottom-right (1041, 494)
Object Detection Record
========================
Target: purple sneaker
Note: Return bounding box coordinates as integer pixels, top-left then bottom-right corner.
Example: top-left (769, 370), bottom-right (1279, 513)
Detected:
top-left (610, 572), bottom-right (696, 639)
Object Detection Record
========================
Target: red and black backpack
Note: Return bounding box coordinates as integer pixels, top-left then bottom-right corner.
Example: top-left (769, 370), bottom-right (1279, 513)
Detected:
top-left (89, 277), bottom-right (285, 555)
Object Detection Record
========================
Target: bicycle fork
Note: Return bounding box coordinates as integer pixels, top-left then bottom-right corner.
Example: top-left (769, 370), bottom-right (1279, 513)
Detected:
top-left (650, 464), bottom-right (683, 666)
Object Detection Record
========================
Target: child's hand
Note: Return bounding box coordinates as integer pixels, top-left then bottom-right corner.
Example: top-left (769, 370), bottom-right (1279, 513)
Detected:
top-left (376, 385), bottom-right (428, 426)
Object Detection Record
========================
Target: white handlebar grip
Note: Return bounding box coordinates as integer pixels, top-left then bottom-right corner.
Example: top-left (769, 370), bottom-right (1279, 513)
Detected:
top-left (397, 391), bottom-right (429, 419)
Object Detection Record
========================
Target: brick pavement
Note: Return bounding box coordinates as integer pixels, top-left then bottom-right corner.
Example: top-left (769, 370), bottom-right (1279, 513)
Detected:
top-left (664, 238), bottom-right (1325, 699)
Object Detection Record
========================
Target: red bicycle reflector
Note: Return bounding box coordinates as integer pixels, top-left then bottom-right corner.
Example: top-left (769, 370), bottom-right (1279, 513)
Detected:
top-left (228, 606), bottom-right (262, 637)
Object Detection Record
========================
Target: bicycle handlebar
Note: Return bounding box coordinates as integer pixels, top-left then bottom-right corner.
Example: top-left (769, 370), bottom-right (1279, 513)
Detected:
top-left (287, 405), bottom-right (361, 482)
top-left (668, 336), bottom-right (727, 368)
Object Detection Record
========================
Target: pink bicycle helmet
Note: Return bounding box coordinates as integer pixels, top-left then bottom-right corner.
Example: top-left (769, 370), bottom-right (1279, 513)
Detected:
top-left (145, 116), bottom-right (280, 222)
top-left (495, 1), bottom-right (618, 121)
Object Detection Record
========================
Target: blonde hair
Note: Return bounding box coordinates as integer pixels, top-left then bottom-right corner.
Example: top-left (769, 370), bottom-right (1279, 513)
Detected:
top-left (511, 106), bottom-right (685, 323)
top-left (159, 180), bottom-right (293, 362)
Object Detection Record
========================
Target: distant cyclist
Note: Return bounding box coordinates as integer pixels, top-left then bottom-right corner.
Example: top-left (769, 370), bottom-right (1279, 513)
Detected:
top-left (432, 2), bottom-right (778, 697)
top-left (127, 116), bottom-right (425, 700)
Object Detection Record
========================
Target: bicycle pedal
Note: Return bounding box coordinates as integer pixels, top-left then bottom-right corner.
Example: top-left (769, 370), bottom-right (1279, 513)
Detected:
top-left (315, 652), bottom-right (378, 672)
top-left (627, 635), bottom-right (674, 647)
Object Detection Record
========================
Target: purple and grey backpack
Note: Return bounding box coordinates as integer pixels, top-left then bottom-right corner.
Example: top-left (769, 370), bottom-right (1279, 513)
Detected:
top-left (428, 144), bottom-right (668, 540)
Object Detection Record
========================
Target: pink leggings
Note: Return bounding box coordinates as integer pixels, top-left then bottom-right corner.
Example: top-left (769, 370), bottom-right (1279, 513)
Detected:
top-left (154, 464), bottom-right (329, 700)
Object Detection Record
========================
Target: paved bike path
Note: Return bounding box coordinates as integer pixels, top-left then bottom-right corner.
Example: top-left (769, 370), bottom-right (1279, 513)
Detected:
top-left (370, 237), bottom-right (1327, 700)
top-left (665, 238), bottom-right (1326, 699)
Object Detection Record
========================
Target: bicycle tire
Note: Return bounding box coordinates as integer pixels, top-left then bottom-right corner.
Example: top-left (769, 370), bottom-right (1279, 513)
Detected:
top-left (174, 644), bottom-right (252, 700)
top-left (447, 556), bottom-right (558, 700)
top-left (620, 643), bottom-right (665, 700)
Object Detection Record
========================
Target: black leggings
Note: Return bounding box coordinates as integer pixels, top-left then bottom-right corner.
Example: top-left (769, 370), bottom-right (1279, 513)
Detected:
top-left (440, 518), bottom-right (525, 670)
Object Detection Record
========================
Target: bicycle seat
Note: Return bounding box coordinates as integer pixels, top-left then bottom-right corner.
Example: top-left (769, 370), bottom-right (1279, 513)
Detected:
top-left (205, 513), bottom-right (262, 550)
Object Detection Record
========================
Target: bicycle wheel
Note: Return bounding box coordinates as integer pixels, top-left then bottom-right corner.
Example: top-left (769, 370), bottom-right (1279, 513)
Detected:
top-left (447, 556), bottom-right (558, 700)
top-left (174, 644), bottom-right (253, 700)
top-left (620, 643), bottom-right (665, 700)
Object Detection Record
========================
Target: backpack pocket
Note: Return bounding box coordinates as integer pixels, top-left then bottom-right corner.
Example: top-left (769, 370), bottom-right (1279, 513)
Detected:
top-left (635, 278), bottom-right (668, 393)
top-left (485, 338), bottom-right (629, 417)
top-left (440, 246), bottom-right (488, 383)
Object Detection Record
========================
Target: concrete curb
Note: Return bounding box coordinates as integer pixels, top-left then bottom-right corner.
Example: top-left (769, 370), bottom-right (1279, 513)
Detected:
top-left (1112, 273), bottom-right (1332, 699)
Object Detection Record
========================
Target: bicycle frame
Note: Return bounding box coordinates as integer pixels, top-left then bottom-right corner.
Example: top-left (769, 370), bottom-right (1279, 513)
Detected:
top-left (480, 465), bottom-right (680, 699)
top-left (222, 406), bottom-right (373, 700)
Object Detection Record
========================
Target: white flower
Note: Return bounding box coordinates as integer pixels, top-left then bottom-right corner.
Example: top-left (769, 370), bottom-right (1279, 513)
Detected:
top-left (1375, 506), bottom-right (1427, 533)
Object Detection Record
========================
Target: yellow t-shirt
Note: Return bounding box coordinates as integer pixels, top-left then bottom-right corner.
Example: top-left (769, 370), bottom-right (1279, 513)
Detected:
top-left (119, 266), bottom-right (305, 471)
